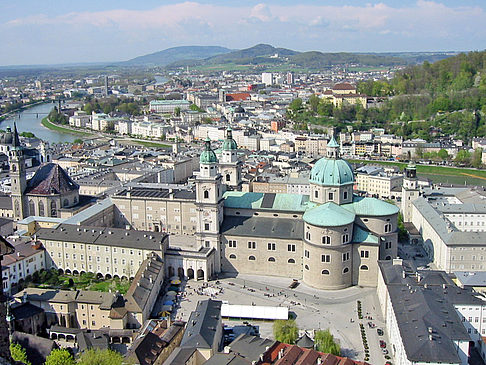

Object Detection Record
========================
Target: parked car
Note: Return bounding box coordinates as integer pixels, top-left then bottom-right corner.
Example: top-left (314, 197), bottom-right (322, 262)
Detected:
top-left (380, 340), bottom-right (386, 348)
top-left (377, 328), bottom-right (384, 336)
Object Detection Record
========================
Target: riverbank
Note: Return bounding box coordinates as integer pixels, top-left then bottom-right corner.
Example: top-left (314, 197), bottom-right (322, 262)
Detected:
top-left (41, 117), bottom-right (93, 137)
top-left (0, 100), bottom-right (48, 121)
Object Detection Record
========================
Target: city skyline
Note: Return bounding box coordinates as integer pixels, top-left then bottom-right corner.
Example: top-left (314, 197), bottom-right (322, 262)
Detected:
top-left (1, 0), bottom-right (486, 66)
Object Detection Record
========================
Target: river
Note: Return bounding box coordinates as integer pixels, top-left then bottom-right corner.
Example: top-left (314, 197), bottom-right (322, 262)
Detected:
top-left (0, 102), bottom-right (78, 144)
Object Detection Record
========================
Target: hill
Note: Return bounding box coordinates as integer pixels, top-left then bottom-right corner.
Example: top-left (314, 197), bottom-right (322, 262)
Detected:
top-left (288, 51), bottom-right (404, 68)
top-left (123, 46), bottom-right (232, 66)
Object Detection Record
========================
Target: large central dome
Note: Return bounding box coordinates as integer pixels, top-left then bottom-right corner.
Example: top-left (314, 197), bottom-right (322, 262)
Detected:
top-left (309, 157), bottom-right (354, 186)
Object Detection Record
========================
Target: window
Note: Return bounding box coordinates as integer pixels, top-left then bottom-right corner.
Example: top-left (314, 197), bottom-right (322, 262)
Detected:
top-left (267, 243), bottom-right (276, 251)
top-left (228, 240), bottom-right (237, 248)
top-left (322, 236), bottom-right (330, 245)
top-left (342, 252), bottom-right (350, 261)
top-left (306, 232), bottom-right (311, 240)
top-left (203, 190), bottom-right (209, 199)
top-left (204, 223), bottom-right (210, 231)
top-left (288, 258), bottom-right (295, 264)
top-left (342, 234), bottom-right (349, 244)
top-left (248, 241), bottom-right (256, 249)
top-left (226, 174), bottom-right (230, 182)
top-left (29, 200), bottom-right (35, 215)
top-left (229, 254), bottom-right (236, 259)
top-left (50, 201), bottom-right (57, 217)
top-left (343, 267), bottom-right (349, 274)
top-left (322, 269), bottom-right (330, 275)
top-left (328, 192), bottom-right (334, 200)
top-left (360, 265), bottom-right (369, 270)
top-left (385, 241), bottom-right (392, 249)
top-left (288, 244), bottom-right (296, 252)
top-left (305, 250), bottom-right (310, 258)
top-left (343, 191), bottom-right (348, 200)
top-left (268, 257), bottom-right (276, 262)
top-left (360, 250), bottom-right (370, 258)
top-left (205, 241), bottom-right (210, 248)
top-left (321, 254), bottom-right (331, 263)
top-left (305, 265), bottom-right (309, 270)
top-left (38, 201), bottom-right (44, 216)
top-left (384, 223), bottom-right (392, 233)
top-left (249, 255), bottom-right (256, 261)
top-left (315, 190), bottom-right (318, 198)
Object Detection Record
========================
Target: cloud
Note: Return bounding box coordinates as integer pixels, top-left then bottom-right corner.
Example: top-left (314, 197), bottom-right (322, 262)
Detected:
top-left (2, 1), bottom-right (486, 64)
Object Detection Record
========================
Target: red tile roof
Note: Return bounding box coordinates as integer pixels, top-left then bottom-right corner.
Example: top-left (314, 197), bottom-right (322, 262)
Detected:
top-left (226, 93), bottom-right (251, 102)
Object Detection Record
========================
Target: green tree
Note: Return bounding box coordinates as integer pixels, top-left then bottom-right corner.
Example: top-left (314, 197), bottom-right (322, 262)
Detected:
top-left (438, 149), bottom-right (449, 160)
top-left (19, 132), bottom-right (35, 138)
top-left (76, 349), bottom-right (123, 365)
top-left (45, 349), bottom-right (75, 365)
top-left (472, 148), bottom-right (483, 168)
top-left (308, 94), bottom-right (320, 114)
top-left (174, 107), bottom-right (181, 117)
top-left (455, 149), bottom-right (472, 165)
top-left (397, 213), bottom-right (409, 243)
top-left (273, 319), bottom-right (298, 344)
top-left (10, 343), bottom-right (31, 365)
top-left (314, 329), bottom-right (341, 356)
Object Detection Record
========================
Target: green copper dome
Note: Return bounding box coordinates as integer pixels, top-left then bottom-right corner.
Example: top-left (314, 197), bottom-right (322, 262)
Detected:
top-left (200, 137), bottom-right (218, 164)
top-left (303, 202), bottom-right (355, 227)
top-left (309, 158), bottom-right (354, 186)
top-left (222, 128), bottom-right (237, 151)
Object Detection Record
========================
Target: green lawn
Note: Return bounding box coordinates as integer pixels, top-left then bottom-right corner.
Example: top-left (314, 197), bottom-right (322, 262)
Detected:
top-left (41, 117), bottom-right (93, 136)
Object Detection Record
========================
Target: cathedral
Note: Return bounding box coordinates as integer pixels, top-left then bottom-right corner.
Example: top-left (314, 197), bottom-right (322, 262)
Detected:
top-left (111, 129), bottom-right (399, 289)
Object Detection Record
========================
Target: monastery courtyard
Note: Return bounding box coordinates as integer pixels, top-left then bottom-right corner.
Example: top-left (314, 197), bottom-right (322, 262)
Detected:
top-left (172, 274), bottom-right (391, 364)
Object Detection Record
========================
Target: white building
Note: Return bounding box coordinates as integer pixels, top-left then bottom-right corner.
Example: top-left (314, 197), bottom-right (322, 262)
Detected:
top-left (149, 100), bottom-right (190, 113)
top-left (69, 111), bottom-right (91, 128)
top-left (262, 73), bottom-right (273, 86)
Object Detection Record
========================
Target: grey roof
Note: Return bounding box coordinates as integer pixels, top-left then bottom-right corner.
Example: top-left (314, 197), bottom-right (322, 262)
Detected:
top-left (11, 332), bottom-right (57, 365)
top-left (35, 223), bottom-right (167, 251)
top-left (203, 353), bottom-right (250, 365)
top-left (180, 299), bottom-right (222, 350)
top-left (228, 334), bottom-right (276, 361)
top-left (221, 216), bottom-right (303, 240)
top-left (162, 347), bottom-right (198, 365)
top-left (454, 271), bottom-right (486, 287)
top-left (379, 260), bottom-right (478, 363)
top-left (115, 186), bottom-right (196, 200)
top-left (16, 288), bottom-right (116, 307)
top-left (0, 195), bottom-right (12, 210)
top-left (295, 333), bottom-right (314, 349)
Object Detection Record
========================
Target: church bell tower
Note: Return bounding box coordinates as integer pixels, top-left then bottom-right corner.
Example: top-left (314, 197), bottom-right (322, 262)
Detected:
top-left (9, 123), bottom-right (28, 220)
top-left (401, 162), bottom-right (419, 223)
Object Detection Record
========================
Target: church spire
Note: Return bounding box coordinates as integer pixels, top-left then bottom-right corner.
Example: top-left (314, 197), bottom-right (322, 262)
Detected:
top-left (12, 122), bottom-right (20, 149)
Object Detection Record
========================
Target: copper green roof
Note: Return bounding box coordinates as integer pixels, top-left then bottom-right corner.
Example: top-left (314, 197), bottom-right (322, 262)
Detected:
top-left (303, 202), bottom-right (355, 227)
top-left (223, 192), bottom-right (309, 212)
top-left (309, 158), bottom-right (354, 186)
top-left (328, 135), bottom-right (339, 148)
top-left (200, 137), bottom-right (218, 164)
top-left (222, 128), bottom-right (237, 151)
top-left (352, 225), bottom-right (379, 244)
top-left (342, 196), bottom-right (399, 217)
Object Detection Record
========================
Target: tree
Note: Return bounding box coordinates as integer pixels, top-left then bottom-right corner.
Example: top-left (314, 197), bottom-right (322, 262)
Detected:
top-left (273, 319), bottom-right (298, 344)
top-left (308, 94), bottom-right (320, 114)
top-left (314, 329), bottom-right (341, 356)
top-left (174, 107), bottom-right (181, 117)
top-left (472, 148), bottom-right (483, 168)
top-left (45, 349), bottom-right (75, 365)
top-left (19, 132), bottom-right (35, 138)
top-left (455, 149), bottom-right (472, 165)
top-left (438, 149), bottom-right (449, 160)
top-left (10, 343), bottom-right (31, 365)
top-left (73, 139), bottom-right (83, 144)
top-left (76, 349), bottom-right (123, 365)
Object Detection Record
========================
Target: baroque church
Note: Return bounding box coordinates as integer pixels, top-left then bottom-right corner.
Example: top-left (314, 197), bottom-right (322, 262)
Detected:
top-left (110, 128), bottom-right (399, 289)
top-left (8, 123), bottom-right (80, 221)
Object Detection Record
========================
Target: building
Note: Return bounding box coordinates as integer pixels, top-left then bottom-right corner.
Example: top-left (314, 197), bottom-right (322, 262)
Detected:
top-left (377, 259), bottom-right (486, 364)
top-left (149, 100), bottom-right (190, 114)
top-left (355, 165), bottom-right (402, 199)
top-left (262, 73), bottom-right (273, 86)
top-left (111, 135), bottom-right (398, 290)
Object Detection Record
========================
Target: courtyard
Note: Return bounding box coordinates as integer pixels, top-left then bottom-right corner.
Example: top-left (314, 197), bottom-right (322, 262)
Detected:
top-left (170, 273), bottom-right (392, 364)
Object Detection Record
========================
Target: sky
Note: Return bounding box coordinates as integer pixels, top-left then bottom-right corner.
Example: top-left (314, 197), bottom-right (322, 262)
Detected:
top-left (1, 0), bottom-right (486, 66)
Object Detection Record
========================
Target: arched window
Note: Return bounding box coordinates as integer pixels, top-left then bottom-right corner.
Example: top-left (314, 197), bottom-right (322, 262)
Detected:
top-left (343, 267), bottom-right (349, 274)
top-left (50, 201), bottom-right (57, 217)
top-left (38, 201), bottom-right (44, 216)
top-left (385, 255), bottom-right (392, 260)
top-left (306, 232), bottom-right (311, 240)
top-left (63, 199), bottom-right (69, 207)
top-left (229, 254), bottom-right (236, 259)
top-left (268, 257), bottom-right (275, 262)
top-left (29, 200), bottom-right (35, 216)
top-left (322, 236), bottom-right (330, 245)
top-left (314, 190), bottom-right (318, 198)
top-left (288, 258), bottom-right (295, 264)
top-left (14, 200), bottom-right (19, 216)
top-left (384, 223), bottom-right (392, 233)
top-left (226, 174), bottom-right (231, 182)
top-left (343, 191), bottom-right (348, 200)
top-left (11, 164), bottom-right (16, 172)
top-left (360, 265), bottom-right (369, 270)
top-left (73, 196), bottom-right (77, 204)
top-left (248, 255), bottom-right (256, 261)
top-left (203, 190), bottom-right (209, 199)
top-left (305, 265), bottom-right (309, 270)
top-left (321, 269), bottom-right (330, 275)
top-left (342, 234), bottom-right (349, 244)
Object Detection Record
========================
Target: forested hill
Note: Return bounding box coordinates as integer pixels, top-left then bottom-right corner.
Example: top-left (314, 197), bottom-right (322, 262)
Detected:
top-left (354, 51), bottom-right (486, 143)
